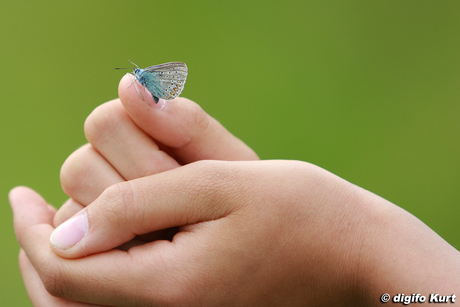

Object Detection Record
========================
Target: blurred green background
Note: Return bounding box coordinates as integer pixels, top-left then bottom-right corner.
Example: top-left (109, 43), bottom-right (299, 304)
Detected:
top-left (1, 1), bottom-right (459, 305)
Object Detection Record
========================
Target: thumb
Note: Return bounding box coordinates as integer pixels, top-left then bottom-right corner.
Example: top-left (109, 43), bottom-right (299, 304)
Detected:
top-left (50, 161), bottom-right (236, 258)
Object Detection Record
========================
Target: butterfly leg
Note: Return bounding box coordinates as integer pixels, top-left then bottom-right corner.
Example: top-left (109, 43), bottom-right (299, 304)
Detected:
top-left (127, 74), bottom-right (136, 89)
top-left (125, 74), bottom-right (145, 100)
top-left (135, 83), bottom-right (145, 101)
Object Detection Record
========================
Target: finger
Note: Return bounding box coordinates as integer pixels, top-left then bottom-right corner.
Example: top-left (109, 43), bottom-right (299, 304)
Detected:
top-left (118, 74), bottom-right (259, 164)
top-left (10, 186), bottom-right (55, 241)
top-left (19, 250), bottom-right (101, 307)
top-left (12, 187), bottom-right (172, 305)
top-left (58, 142), bottom-right (179, 239)
top-left (54, 198), bottom-right (84, 227)
top-left (9, 187), bottom-right (84, 300)
top-left (60, 144), bottom-right (123, 206)
top-left (84, 99), bottom-right (180, 180)
top-left (50, 160), bottom-right (238, 258)
top-left (10, 186), bottom-right (63, 287)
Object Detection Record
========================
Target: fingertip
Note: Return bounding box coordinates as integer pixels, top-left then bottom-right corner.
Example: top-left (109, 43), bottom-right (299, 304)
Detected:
top-left (118, 73), bottom-right (134, 94)
top-left (118, 73), bottom-right (137, 106)
top-left (9, 186), bottom-right (40, 209)
top-left (9, 186), bottom-right (56, 228)
top-left (9, 185), bottom-right (30, 198)
top-left (119, 73), bottom-right (158, 108)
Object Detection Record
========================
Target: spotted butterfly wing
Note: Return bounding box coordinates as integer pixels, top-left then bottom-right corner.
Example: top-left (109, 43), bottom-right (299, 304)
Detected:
top-left (134, 62), bottom-right (188, 103)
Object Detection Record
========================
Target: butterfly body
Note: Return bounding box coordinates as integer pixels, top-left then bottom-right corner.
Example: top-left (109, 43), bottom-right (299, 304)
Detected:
top-left (130, 61), bottom-right (188, 103)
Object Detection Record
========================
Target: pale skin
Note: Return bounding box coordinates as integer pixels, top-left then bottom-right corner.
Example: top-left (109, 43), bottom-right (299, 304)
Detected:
top-left (10, 75), bottom-right (460, 306)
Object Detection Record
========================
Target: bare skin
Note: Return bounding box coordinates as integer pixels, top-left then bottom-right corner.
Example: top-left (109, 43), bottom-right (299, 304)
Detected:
top-left (10, 75), bottom-right (460, 306)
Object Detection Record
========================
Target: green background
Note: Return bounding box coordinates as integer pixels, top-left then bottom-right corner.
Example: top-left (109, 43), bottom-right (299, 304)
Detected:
top-left (1, 1), bottom-right (459, 305)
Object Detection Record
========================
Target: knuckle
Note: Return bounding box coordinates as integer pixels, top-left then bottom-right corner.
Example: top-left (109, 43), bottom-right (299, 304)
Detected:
top-left (186, 101), bottom-right (210, 132)
top-left (60, 144), bottom-right (92, 197)
top-left (173, 100), bottom-right (212, 149)
top-left (84, 100), bottom-right (126, 144)
top-left (97, 182), bottom-right (135, 228)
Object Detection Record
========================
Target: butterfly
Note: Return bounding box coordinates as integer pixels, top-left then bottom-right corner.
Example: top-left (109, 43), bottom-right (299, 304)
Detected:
top-left (116, 61), bottom-right (188, 104)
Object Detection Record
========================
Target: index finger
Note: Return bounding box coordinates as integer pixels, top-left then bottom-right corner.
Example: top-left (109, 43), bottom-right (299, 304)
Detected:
top-left (118, 74), bottom-right (259, 164)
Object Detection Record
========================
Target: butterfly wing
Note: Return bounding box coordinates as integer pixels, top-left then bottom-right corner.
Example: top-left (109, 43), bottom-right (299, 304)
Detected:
top-left (137, 62), bottom-right (188, 101)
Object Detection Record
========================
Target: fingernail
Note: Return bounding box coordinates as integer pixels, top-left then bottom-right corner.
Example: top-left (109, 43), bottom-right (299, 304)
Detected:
top-left (152, 98), bottom-right (166, 110)
top-left (50, 212), bottom-right (88, 250)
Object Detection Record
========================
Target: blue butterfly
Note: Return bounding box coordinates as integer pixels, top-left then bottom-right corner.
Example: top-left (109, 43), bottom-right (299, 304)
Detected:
top-left (117, 61), bottom-right (188, 104)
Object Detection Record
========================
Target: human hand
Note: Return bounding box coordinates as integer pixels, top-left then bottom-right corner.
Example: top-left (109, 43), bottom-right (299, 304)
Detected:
top-left (11, 74), bottom-right (460, 306)
top-left (54, 73), bottom-right (258, 227)
top-left (14, 73), bottom-right (258, 306)
top-left (12, 159), bottom-right (460, 306)
top-left (11, 160), bottom-right (365, 306)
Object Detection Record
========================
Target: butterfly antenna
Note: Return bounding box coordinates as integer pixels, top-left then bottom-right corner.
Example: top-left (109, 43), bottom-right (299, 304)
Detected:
top-left (128, 60), bottom-right (139, 68)
top-left (115, 60), bottom-right (139, 70)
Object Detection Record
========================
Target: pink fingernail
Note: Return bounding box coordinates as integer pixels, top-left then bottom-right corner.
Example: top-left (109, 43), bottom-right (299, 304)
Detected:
top-left (152, 98), bottom-right (166, 110)
top-left (50, 212), bottom-right (88, 250)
